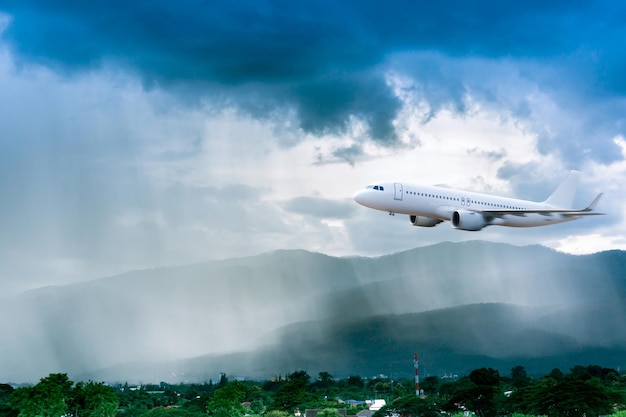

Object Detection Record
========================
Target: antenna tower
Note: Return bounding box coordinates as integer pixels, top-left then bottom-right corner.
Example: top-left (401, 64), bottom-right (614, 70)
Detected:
top-left (414, 352), bottom-right (420, 396)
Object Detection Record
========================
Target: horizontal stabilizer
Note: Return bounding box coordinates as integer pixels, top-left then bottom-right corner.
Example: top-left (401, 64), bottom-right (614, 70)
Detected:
top-left (584, 193), bottom-right (603, 211)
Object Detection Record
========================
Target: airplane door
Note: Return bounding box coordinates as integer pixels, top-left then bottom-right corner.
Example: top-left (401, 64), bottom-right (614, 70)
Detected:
top-left (394, 183), bottom-right (403, 200)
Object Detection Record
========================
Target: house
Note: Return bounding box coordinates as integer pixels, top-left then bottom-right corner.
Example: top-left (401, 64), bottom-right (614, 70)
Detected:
top-left (369, 399), bottom-right (386, 411)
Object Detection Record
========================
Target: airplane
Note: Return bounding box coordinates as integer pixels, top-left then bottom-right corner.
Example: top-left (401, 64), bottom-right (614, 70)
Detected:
top-left (352, 171), bottom-right (604, 231)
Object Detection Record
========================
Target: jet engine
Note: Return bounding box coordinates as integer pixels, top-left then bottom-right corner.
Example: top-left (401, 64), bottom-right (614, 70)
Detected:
top-left (451, 210), bottom-right (487, 231)
top-left (410, 215), bottom-right (442, 227)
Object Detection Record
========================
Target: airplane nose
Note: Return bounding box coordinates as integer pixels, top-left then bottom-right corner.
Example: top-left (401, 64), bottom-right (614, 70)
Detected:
top-left (353, 189), bottom-right (366, 205)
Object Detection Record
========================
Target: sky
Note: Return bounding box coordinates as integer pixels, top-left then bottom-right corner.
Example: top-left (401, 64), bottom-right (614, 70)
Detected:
top-left (0, 1), bottom-right (626, 295)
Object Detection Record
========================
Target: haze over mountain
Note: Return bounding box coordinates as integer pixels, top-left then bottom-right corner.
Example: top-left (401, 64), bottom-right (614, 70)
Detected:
top-left (1, 241), bottom-right (625, 383)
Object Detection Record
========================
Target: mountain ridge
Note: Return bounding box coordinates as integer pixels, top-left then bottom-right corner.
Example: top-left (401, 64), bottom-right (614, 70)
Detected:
top-left (1, 241), bottom-right (624, 382)
top-left (77, 302), bottom-right (626, 383)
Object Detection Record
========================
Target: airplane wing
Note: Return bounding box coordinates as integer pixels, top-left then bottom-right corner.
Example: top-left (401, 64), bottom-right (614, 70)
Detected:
top-left (477, 193), bottom-right (604, 218)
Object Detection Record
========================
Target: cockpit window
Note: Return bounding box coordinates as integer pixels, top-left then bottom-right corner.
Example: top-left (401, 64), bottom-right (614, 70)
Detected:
top-left (379, 186), bottom-right (384, 191)
top-left (373, 185), bottom-right (379, 190)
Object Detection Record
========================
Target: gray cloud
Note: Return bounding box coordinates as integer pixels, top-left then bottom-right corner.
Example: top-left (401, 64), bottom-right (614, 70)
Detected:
top-left (331, 146), bottom-right (365, 166)
top-left (467, 147), bottom-right (507, 162)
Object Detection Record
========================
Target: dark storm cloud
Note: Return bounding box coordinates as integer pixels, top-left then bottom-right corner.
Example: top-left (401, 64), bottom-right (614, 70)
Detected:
top-left (1, 1), bottom-right (606, 77)
top-left (2, 0), bottom-right (626, 156)
top-left (0, 0), bottom-right (400, 143)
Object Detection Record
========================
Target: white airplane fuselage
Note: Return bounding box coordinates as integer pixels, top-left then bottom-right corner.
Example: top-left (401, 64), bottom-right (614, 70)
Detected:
top-left (353, 172), bottom-right (602, 231)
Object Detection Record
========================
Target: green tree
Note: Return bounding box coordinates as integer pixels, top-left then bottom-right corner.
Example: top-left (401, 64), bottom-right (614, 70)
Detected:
top-left (310, 372), bottom-right (338, 400)
top-left (511, 366), bottom-right (531, 389)
top-left (217, 374), bottom-right (228, 389)
top-left (316, 409), bottom-right (340, 417)
top-left (207, 382), bottom-right (247, 416)
top-left (115, 409), bottom-right (149, 417)
top-left (317, 372), bottom-right (334, 387)
top-left (439, 376), bottom-right (474, 400)
top-left (528, 378), bottom-right (621, 417)
top-left (143, 409), bottom-right (205, 417)
top-left (72, 381), bottom-right (118, 417)
top-left (118, 389), bottom-right (157, 411)
top-left (287, 371), bottom-right (310, 383)
top-left (569, 366), bottom-right (592, 381)
top-left (421, 376), bottom-right (440, 396)
top-left (469, 368), bottom-right (500, 386)
top-left (506, 377), bottom-right (555, 415)
top-left (373, 381), bottom-right (391, 396)
top-left (250, 399), bottom-right (264, 414)
top-left (264, 411), bottom-right (289, 417)
top-left (461, 385), bottom-right (504, 417)
top-left (0, 385), bottom-right (14, 402)
top-left (375, 395), bottom-right (441, 417)
top-left (270, 371), bottom-right (316, 412)
top-left (10, 373), bottom-right (72, 417)
top-left (393, 382), bottom-right (407, 398)
top-left (337, 375), bottom-right (365, 399)
top-left (446, 369), bottom-right (503, 417)
top-left (546, 368), bottom-right (564, 382)
top-left (0, 383), bottom-right (16, 417)
top-left (346, 376), bottom-right (364, 389)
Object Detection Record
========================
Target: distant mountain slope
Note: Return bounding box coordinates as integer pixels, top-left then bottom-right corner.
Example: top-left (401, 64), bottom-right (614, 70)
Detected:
top-left (80, 303), bottom-right (626, 382)
top-left (1, 241), bottom-right (625, 382)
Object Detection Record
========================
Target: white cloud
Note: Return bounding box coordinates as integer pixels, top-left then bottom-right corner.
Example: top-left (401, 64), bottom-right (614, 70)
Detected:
top-left (552, 233), bottom-right (626, 255)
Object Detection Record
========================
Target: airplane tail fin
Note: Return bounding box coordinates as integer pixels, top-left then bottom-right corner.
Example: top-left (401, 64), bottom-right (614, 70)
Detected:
top-left (542, 170), bottom-right (580, 208)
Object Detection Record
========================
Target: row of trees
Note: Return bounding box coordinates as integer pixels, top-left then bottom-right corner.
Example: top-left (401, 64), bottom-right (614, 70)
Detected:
top-left (1, 365), bottom-right (625, 417)
top-left (0, 374), bottom-right (117, 417)
top-left (380, 365), bottom-right (626, 417)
